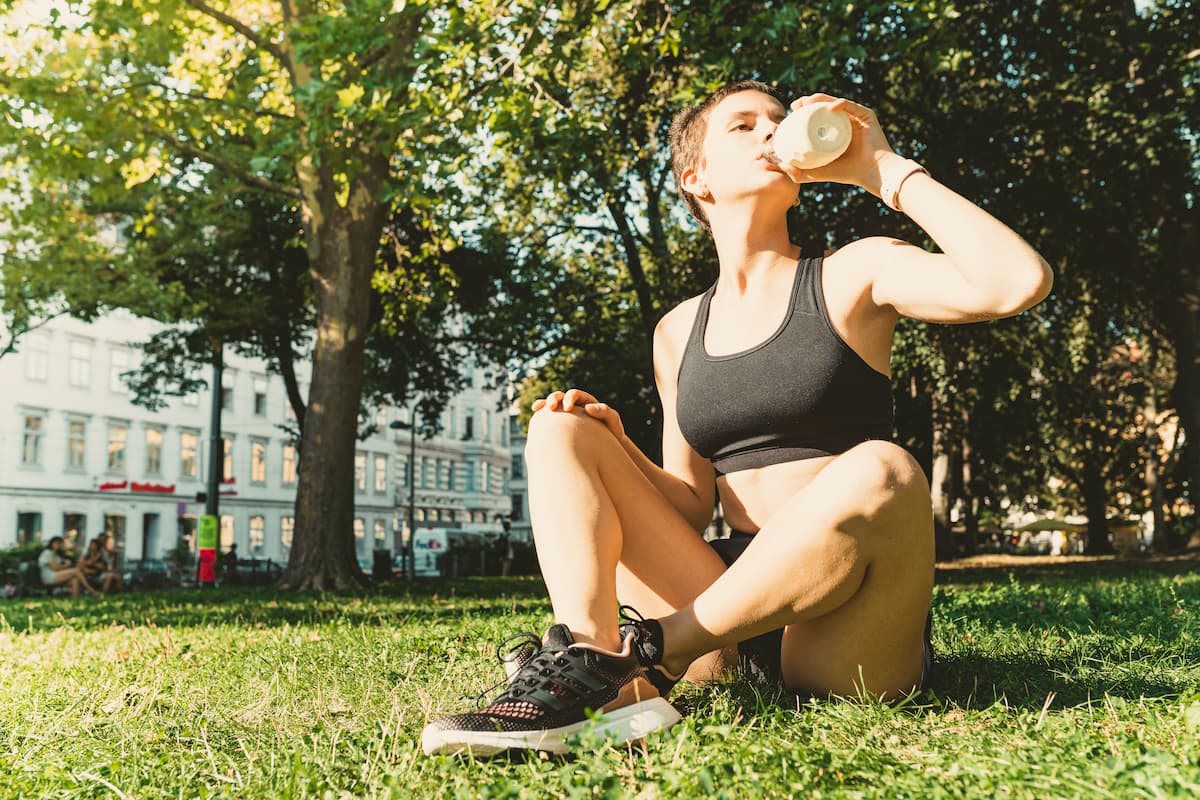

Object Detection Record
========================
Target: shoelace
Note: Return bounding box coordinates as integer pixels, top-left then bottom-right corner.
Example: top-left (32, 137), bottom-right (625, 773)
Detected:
top-left (618, 604), bottom-right (660, 667)
top-left (468, 631), bottom-right (543, 706)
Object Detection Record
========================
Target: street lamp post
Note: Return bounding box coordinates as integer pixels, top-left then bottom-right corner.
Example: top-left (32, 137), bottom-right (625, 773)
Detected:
top-left (389, 417), bottom-right (417, 581)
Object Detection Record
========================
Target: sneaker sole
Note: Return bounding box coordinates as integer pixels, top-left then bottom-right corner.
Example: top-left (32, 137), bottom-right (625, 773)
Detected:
top-left (421, 697), bottom-right (681, 756)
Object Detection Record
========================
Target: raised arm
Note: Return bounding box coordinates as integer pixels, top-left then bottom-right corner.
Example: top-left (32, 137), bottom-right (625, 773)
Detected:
top-left (786, 94), bottom-right (1053, 324)
top-left (861, 157), bottom-right (1053, 322)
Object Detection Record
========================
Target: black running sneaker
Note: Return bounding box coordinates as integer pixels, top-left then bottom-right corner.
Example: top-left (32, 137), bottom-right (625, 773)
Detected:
top-left (618, 606), bottom-right (685, 699)
top-left (421, 624), bottom-right (681, 756)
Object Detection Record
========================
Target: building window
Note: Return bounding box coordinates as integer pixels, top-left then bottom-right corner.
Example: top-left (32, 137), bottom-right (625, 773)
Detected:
top-left (374, 454), bottom-right (387, 493)
top-left (447, 461), bottom-right (456, 492)
top-left (435, 458), bottom-right (443, 489)
top-left (414, 509), bottom-right (425, 522)
top-left (501, 417), bottom-right (508, 447)
top-left (249, 515), bottom-right (265, 554)
top-left (501, 467), bottom-right (509, 494)
top-left (221, 371), bottom-right (235, 412)
top-left (220, 514), bottom-right (234, 549)
top-left (373, 519), bottom-right (386, 541)
top-left (145, 428), bottom-right (163, 475)
top-left (222, 438), bottom-right (233, 481)
top-left (285, 384), bottom-right (306, 422)
top-left (21, 413), bottom-right (44, 466)
top-left (107, 423), bottom-right (127, 472)
top-left (62, 513), bottom-right (86, 550)
top-left (180, 432), bottom-right (198, 478)
top-left (511, 455), bottom-right (524, 480)
top-left (429, 509), bottom-right (440, 522)
top-left (253, 376), bottom-right (268, 416)
top-left (24, 332), bottom-right (48, 381)
top-left (481, 462), bottom-right (489, 493)
top-left (67, 420), bottom-right (87, 470)
top-left (353, 518), bottom-right (365, 539)
top-left (463, 413), bottom-right (474, 440)
top-left (281, 516), bottom-right (294, 552)
top-left (69, 340), bottom-right (91, 388)
top-left (251, 440), bottom-right (267, 485)
top-left (16, 512), bottom-right (43, 545)
top-left (282, 444), bottom-right (297, 485)
top-left (465, 460), bottom-right (475, 491)
top-left (355, 451), bottom-right (366, 492)
top-left (511, 494), bottom-right (524, 521)
top-left (109, 348), bottom-right (130, 394)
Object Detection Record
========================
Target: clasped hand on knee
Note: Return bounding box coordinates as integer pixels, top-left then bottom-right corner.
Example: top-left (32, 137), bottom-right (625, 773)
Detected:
top-left (532, 389), bottom-right (625, 441)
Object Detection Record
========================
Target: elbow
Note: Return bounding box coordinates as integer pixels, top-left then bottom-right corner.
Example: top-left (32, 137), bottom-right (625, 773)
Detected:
top-left (1025, 256), bottom-right (1054, 309)
top-left (999, 257), bottom-right (1054, 316)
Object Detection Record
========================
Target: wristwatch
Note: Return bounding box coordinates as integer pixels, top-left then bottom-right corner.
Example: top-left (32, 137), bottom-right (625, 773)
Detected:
top-left (880, 157), bottom-right (930, 213)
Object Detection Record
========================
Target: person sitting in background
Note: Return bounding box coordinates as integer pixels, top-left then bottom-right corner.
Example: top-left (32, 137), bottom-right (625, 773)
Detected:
top-left (38, 536), bottom-right (98, 597)
top-left (80, 534), bottom-right (125, 594)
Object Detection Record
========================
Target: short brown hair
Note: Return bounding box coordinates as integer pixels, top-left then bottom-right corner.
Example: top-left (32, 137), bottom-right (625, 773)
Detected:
top-left (668, 79), bottom-right (786, 231)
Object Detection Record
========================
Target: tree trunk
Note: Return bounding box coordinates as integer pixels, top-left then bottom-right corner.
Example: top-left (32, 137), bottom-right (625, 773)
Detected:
top-left (930, 391), bottom-right (955, 560)
top-left (1145, 392), bottom-right (1172, 553)
top-left (1082, 460), bottom-right (1113, 555)
top-left (279, 186), bottom-right (386, 590)
top-left (961, 430), bottom-right (978, 556)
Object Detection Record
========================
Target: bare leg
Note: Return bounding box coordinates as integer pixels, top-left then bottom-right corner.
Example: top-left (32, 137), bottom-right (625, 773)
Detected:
top-left (525, 407), bottom-right (727, 653)
top-left (656, 441), bottom-right (935, 697)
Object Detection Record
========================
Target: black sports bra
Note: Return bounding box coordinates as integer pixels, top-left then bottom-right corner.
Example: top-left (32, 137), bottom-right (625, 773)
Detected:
top-left (675, 253), bottom-right (894, 476)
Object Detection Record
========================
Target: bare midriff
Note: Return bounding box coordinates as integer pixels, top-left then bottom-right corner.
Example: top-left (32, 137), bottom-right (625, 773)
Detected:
top-left (716, 454), bottom-right (838, 534)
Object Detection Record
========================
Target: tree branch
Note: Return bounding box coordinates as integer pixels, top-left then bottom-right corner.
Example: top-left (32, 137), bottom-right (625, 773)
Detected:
top-left (122, 80), bottom-right (294, 121)
top-left (0, 308), bottom-right (74, 359)
top-left (143, 123), bottom-right (302, 199)
top-left (437, 334), bottom-right (609, 359)
top-left (182, 0), bottom-right (288, 65)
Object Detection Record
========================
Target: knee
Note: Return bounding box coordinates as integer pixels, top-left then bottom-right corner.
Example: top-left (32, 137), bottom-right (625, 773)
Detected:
top-left (524, 408), bottom-right (607, 464)
top-left (851, 441), bottom-right (930, 508)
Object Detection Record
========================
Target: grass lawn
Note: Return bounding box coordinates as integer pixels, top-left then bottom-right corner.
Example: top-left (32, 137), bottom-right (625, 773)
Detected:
top-left (1, 557), bottom-right (1198, 799)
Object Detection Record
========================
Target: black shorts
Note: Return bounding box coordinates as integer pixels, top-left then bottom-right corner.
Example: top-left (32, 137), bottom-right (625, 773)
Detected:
top-left (708, 529), bottom-right (934, 692)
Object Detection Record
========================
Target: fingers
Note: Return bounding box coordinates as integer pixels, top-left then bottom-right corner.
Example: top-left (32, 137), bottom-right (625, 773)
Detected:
top-left (791, 93), bottom-right (875, 125)
top-left (562, 388), bottom-right (598, 410)
top-left (532, 389), bottom-right (599, 414)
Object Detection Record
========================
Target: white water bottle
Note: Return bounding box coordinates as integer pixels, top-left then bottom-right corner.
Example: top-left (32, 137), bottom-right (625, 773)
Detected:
top-left (764, 102), bottom-right (853, 170)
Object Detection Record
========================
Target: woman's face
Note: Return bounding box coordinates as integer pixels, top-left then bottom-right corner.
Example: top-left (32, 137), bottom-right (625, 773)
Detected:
top-left (688, 90), bottom-right (797, 215)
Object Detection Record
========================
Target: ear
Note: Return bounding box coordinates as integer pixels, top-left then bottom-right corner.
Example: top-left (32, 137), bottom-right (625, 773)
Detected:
top-left (680, 164), bottom-right (710, 201)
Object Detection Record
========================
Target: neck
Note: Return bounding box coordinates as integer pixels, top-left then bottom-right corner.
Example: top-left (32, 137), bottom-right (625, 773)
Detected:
top-left (707, 205), bottom-right (802, 296)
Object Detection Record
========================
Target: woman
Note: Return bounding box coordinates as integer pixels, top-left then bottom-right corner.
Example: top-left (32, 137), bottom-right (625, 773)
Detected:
top-left (81, 533), bottom-right (125, 594)
top-left (422, 80), bottom-right (1052, 756)
top-left (37, 536), bottom-right (98, 597)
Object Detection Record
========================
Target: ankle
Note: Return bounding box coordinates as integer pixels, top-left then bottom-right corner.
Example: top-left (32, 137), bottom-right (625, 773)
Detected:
top-left (657, 616), bottom-right (698, 677)
top-left (554, 625), bottom-right (621, 652)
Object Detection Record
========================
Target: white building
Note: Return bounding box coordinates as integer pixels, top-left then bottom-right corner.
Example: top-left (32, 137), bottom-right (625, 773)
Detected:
top-left (396, 359), bottom-right (518, 542)
top-left (507, 411), bottom-right (531, 542)
top-left (0, 312), bottom-right (396, 566)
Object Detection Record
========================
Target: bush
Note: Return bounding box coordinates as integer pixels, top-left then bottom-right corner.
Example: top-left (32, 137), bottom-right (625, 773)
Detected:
top-left (0, 543), bottom-right (44, 572)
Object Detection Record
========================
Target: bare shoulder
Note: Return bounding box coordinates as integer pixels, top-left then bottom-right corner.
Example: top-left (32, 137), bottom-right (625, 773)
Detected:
top-left (654, 293), bottom-right (705, 354)
top-left (822, 236), bottom-right (916, 307)
top-left (653, 293), bottom-right (706, 387)
top-left (823, 236), bottom-right (913, 274)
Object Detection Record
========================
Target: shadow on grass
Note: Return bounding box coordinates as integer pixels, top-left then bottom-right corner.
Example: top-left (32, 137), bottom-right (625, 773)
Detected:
top-left (936, 553), bottom-right (1200, 585)
top-left (927, 651), bottom-right (1197, 710)
top-left (0, 576), bottom-right (551, 633)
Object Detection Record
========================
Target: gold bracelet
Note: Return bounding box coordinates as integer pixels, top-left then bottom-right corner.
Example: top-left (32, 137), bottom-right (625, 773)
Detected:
top-left (880, 158), bottom-right (930, 213)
